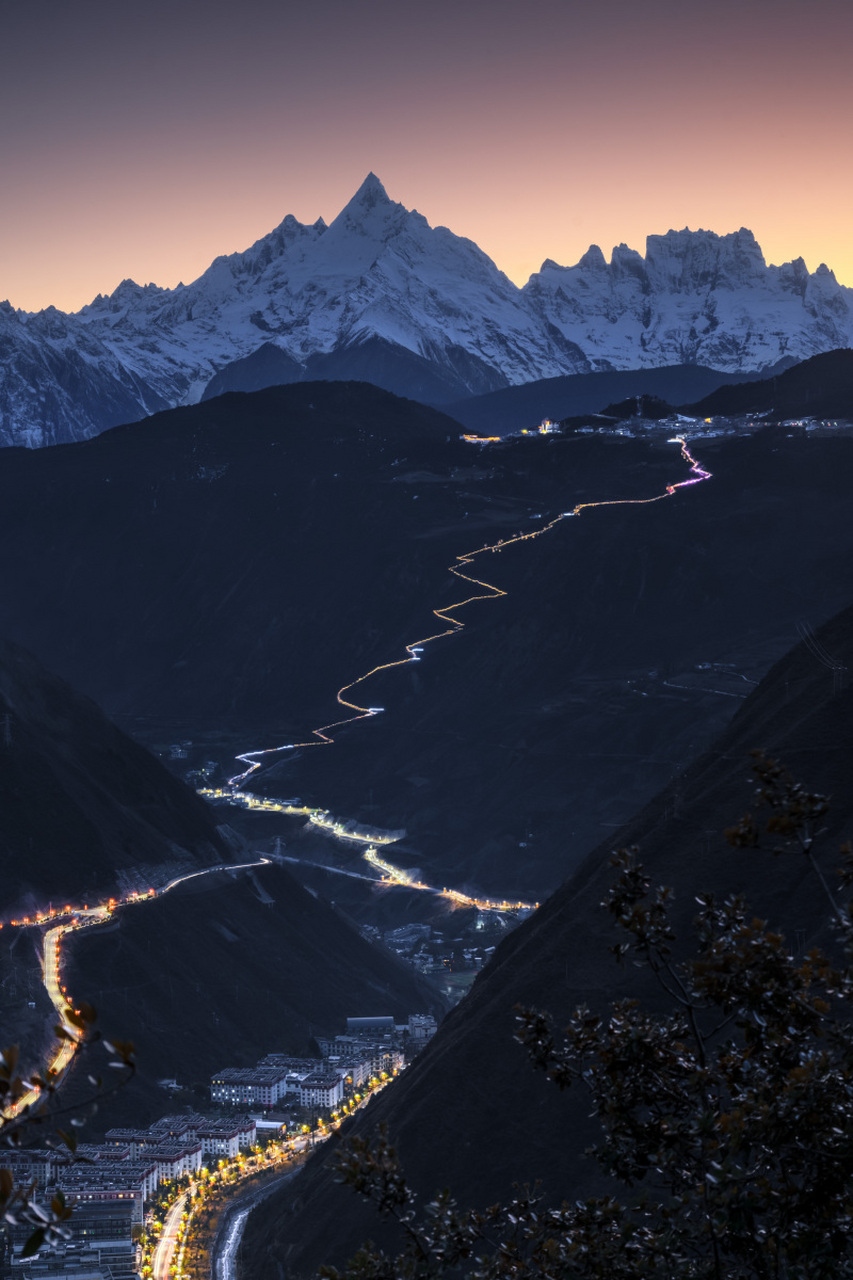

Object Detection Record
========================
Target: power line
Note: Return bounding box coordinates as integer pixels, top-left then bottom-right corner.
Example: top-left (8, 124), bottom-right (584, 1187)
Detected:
top-left (797, 621), bottom-right (847, 695)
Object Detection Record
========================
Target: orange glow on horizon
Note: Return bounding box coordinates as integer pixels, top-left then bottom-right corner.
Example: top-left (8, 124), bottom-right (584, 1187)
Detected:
top-left (4, 179), bottom-right (852, 316)
top-left (2, 1), bottom-right (852, 312)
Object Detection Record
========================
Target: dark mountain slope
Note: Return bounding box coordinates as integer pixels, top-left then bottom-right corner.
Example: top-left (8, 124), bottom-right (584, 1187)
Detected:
top-left (243, 602), bottom-right (853, 1277)
top-left (682, 348), bottom-right (853, 420)
top-left (0, 638), bottom-right (230, 918)
top-left (66, 861), bottom-right (442, 1131)
top-left (249, 423), bottom-right (853, 899)
top-left (443, 363), bottom-right (791, 434)
top-left (0, 634), bottom-right (441, 1126)
top-left (0, 382), bottom-right (465, 732)
top-left (2, 384), bottom-right (853, 904)
top-left (203, 335), bottom-right (506, 405)
top-left (201, 341), bottom-right (303, 399)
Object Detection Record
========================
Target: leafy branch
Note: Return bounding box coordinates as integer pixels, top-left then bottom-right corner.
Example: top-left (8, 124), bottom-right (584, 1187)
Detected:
top-left (325, 755), bottom-right (853, 1280)
top-left (1, 1002), bottom-right (135, 1258)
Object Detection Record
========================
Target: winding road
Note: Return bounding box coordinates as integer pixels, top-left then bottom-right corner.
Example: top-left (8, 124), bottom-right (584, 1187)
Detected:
top-left (215, 433), bottom-right (712, 911)
top-left (2, 432), bottom-right (713, 1119)
top-left (1, 859), bottom-right (272, 1122)
top-left (229, 435), bottom-right (710, 787)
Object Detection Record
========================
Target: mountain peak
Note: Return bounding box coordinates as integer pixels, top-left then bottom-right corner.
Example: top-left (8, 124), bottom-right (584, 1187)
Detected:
top-left (327, 173), bottom-right (402, 240)
top-left (578, 245), bottom-right (607, 271)
top-left (350, 172), bottom-right (391, 211)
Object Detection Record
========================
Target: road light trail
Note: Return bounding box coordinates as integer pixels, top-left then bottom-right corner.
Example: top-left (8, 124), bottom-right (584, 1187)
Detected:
top-left (197, 789), bottom-right (402, 845)
top-left (160, 856), bottom-right (271, 894)
top-left (363, 847), bottom-right (539, 912)
top-left (152, 1190), bottom-right (188, 1280)
top-left (1, 858), bottom-right (274, 1122)
top-left (227, 435), bottom-right (711, 787)
top-left (5, 908), bottom-right (111, 1118)
top-left (217, 434), bottom-right (710, 914)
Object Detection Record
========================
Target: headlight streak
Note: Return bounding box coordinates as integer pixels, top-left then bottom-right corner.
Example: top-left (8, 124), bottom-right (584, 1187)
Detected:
top-left (215, 435), bottom-right (711, 914)
top-left (228, 436), bottom-right (710, 788)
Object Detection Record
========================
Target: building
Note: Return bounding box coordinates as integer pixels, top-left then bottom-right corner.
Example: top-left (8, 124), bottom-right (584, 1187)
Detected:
top-left (407, 1014), bottom-right (438, 1042)
top-left (346, 1015), bottom-right (396, 1035)
top-left (297, 1072), bottom-right (345, 1110)
top-left (0, 1148), bottom-right (56, 1188)
top-left (102, 1129), bottom-right (153, 1160)
top-left (210, 1066), bottom-right (288, 1108)
top-left (56, 1165), bottom-right (154, 1223)
top-left (6, 1197), bottom-right (137, 1280)
top-left (193, 1119), bottom-right (256, 1159)
top-left (259, 1055), bottom-right (321, 1072)
top-left (147, 1141), bottom-right (202, 1184)
top-left (327, 1055), bottom-right (373, 1089)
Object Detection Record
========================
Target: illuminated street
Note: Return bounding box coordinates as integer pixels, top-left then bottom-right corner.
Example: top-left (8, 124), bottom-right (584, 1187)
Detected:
top-left (149, 1073), bottom-right (394, 1280)
top-left (362, 847), bottom-right (539, 912)
top-left (152, 1190), bottom-right (188, 1280)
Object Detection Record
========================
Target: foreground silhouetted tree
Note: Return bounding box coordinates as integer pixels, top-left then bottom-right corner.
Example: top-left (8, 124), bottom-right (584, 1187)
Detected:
top-left (324, 754), bottom-right (853, 1279)
top-left (1, 1003), bottom-right (134, 1257)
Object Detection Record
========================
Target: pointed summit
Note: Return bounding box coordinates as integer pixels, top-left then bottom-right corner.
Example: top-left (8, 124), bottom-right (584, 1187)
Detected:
top-left (351, 172), bottom-right (391, 209)
top-left (330, 173), bottom-right (397, 232)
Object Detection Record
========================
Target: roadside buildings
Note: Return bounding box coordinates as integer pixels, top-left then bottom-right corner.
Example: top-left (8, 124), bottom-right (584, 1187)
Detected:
top-left (315, 1035), bottom-right (405, 1077)
top-left (3, 1155), bottom-right (144, 1280)
top-left (5, 1198), bottom-right (139, 1280)
top-left (297, 1072), bottom-right (345, 1110)
top-left (194, 1119), bottom-right (256, 1159)
top-left (145, 1141), bottom-right (203, 1184)
top-left (2, 1109), bottom-right (257, 1280)
top-left (209, 1065), bottom-right (288, 1108)
top-left (326, 1054), bottom-right (372, 1088)
top-left (207, 1013), bottom-right (429, 1121)
top-left (407, 1014), bottom-right (438, 1044)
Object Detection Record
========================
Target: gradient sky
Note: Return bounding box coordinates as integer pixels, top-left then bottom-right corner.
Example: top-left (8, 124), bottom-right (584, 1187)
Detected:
top-left (3, 0), bottom-right (852, 313)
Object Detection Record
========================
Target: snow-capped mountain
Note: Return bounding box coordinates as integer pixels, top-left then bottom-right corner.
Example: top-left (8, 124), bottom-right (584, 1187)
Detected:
top-left (524, 227), bottom-right (853, 373)
top-left (2, 174), bottom-right (851, 447)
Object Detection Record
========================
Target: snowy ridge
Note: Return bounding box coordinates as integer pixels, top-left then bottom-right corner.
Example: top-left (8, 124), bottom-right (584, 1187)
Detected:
top-left (2, 175), bottom-right (852, 447)
top-left (524, 227), bottom-right (853, 372)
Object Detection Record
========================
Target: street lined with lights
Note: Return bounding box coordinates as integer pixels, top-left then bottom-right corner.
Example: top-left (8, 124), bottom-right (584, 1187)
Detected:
top-left (362, 847), bottom-right (539, 912)
top-left (148, 1071), bottom-right (396, 1280)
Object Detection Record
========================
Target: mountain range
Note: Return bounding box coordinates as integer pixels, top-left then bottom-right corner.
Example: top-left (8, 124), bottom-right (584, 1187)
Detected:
top-left (0, 636), bottom-right (231, 919)
top-left (2, 175), bottom-right (852, 448)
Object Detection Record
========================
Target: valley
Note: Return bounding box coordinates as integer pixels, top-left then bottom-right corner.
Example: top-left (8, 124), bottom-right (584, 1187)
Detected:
top-left (1, 421), bottom-right (713, 1112)
top-left (4, 4), bottom-right (853, 1273)
top-left (2, 374), bottom-right (853, 1278)
top-left (200, 431), bottom-right (711, 921)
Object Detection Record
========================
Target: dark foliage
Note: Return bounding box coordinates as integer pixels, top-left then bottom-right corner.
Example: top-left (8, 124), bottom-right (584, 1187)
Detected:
top-left (1, 1006), bottom-right (134, 1258)
top-left (325, 756), bottom-right (853, 1279)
